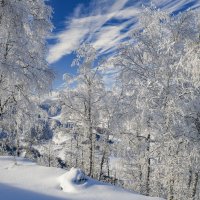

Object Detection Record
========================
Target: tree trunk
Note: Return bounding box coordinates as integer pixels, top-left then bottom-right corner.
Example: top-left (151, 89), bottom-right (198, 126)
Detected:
top-left (168, 178), bottom-right (174, 200)
top-left (99, 150), bottom-right (106, 180)
top-left (191, 172), bottom-right (199, 200)
top-left (188, 169), bottom-right (192, 189)
top-left (145, 133), bottom-right (151, 196)
top-left (139, 164), bottom-right (143, 193)
top-left (89, 126), bottom-right (93, 177)
top-left (88, 82), bottom-right (94, 178)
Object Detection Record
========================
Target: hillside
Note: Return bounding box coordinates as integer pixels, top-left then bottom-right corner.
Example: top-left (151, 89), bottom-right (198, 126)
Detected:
top-left (0, 157), bottom-right (163, 200)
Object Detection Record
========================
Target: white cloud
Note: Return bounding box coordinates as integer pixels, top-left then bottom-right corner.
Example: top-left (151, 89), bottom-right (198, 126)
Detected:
top-left (47, 0), bottom-right (200, 64)
top-left (47, 26), bottom-right (89, 64)
top-left (47, 0), bottom-right (136, 64)
top-left (93, 17), bottom-right (137, 54)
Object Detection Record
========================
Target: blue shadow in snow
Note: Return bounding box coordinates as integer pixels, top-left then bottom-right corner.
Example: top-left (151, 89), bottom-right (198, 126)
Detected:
top-left (0, 183), bottom-right (69, 200)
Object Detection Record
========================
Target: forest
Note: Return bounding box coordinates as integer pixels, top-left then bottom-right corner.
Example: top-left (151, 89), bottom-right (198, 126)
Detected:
top-left (0, 1), bottom-right (200, 200)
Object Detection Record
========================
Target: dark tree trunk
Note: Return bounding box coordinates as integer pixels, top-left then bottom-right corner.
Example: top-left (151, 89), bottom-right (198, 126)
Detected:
top-left (168, 178), bottom-right (174, 200)
top-left (145, 133), bottom-right (151, 196)
top-left (191, 172), bottom-right (199, 200)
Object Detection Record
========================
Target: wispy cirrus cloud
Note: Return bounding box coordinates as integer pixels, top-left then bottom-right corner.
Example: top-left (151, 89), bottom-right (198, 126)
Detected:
top-left (47, 0), bottom-right (139, 64)
top-left (47, 0), bottom-right (200, 64)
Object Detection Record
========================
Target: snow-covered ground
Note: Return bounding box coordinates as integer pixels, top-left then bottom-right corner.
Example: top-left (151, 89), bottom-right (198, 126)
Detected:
top-left (0, 156), bottom-right (163, 200)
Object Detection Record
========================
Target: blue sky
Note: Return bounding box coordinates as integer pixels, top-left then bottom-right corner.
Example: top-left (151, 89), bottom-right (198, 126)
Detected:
top-left (47, 0), bottom-right (200, 89)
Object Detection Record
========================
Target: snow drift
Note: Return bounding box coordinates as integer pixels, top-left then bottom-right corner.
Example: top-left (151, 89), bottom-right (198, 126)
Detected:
top-left (0, 156), bottom-right (164, 200)
top-left (59, 168), bottom-right (87, 193)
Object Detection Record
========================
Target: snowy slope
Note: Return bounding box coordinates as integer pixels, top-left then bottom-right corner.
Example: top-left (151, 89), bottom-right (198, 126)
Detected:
top-left (0, 157), bottom-right (163, 200)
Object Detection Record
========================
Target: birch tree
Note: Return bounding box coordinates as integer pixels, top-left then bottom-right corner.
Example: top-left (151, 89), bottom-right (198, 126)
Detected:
top-left (0, 0), bottom-right (54, 154)
top-left (61, 44), bottom-right (105, 177)
top-left (113, 7), bottom-right (200, 199)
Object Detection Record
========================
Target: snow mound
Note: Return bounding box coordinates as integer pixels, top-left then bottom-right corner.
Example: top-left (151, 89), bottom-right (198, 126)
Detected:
top-left (0, 156), bottom-right (36, 170)
top-left (0, 157), bottom-right (164, 200)
top-left (14, 157), bottom-right (36, 166)
top-left (59, 168), bottom-right (87, 193)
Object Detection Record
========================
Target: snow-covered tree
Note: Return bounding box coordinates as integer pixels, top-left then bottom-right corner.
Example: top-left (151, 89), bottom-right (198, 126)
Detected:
top-left (0, 0), bottom-right (54, 153)
top-left (61, 44), bottom-right (105, 177)
top-left (113, 7), bottom-right (200, 199)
